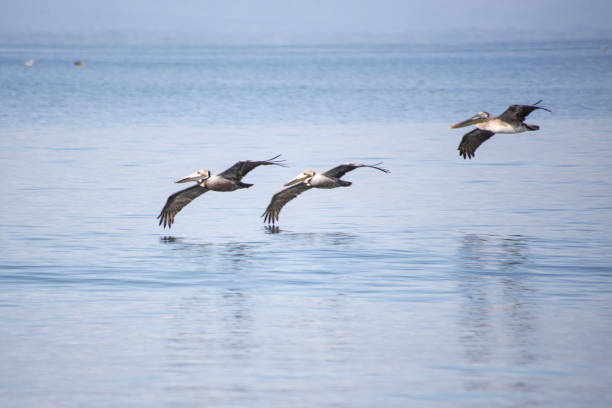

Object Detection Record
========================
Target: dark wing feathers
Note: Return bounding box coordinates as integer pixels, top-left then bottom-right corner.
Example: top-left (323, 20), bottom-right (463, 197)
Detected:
top-left (458, 129), bottom-right (495, 159)
top-left (157, 184), bottom-right (209, 228)
top-left (157, 155), bottom-right (285, 228)
top-left (497, 100), bottom-right (551, 123)
top-left (261, 183), bottom-right (312, 225)
top-left (322, 162), bottom-right (390, 179)
top-left (217, 154), bottom-right (286, 181)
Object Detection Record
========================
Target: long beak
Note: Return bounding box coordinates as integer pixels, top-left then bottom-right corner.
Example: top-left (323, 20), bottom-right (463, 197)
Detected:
top-left (283, 173), bottom-right (309, 187)
top-left (175, 171), bottom-right (207, 183)
top-left (449, 114), bottom-right (484, 129)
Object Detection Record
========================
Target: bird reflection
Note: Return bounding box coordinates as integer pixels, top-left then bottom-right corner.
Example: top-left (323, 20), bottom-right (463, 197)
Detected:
top-left (160, 235), bottom-right (181, 243)
top-left (263, 228), bottom-right (358, 247)
top-left (264, 225), bottom-right (281, 234)
top-left (158, 235), bottom-right (262, 276)
top-left (455, 234), bottom-right (537, 392)
top-left (164, 289), bottom-right (253, 375)
top-left (459, 234), bottom-right (528, 271)
top-left (220, 289), bottom-right (253, 350)
top-left (220, 242), bottom-right (256, 266)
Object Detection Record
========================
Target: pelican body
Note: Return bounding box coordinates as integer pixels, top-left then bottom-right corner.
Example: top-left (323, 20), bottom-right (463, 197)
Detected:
top-left (294, 171), bottom-right (353, 189)
top-left (262, 163), bottom-right (389, 225)
top-left (158, 155), bottom-right (286, 228)
top-left (450, 100), bottom-right (551, 159)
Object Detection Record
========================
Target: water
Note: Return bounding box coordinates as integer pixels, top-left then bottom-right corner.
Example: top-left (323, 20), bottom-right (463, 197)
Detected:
top-left (1, 40), bottom-right (612, 407)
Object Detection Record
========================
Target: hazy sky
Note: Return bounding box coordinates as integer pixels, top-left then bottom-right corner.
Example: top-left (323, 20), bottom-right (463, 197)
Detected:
top-left (1, 0), bottom-right (611, 42)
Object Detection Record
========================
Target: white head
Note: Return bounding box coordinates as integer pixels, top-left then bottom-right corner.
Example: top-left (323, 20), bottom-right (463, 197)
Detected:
top-left (449, 112), bottom-right (490, 129)
top-left (283, 170), bottom-right (315, 187)
top-left (174, 169), bottom-right (211, 184)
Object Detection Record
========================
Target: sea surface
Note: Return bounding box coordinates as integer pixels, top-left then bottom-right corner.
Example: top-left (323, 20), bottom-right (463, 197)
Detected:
top-left (1, 40), bottom-right (612, 407)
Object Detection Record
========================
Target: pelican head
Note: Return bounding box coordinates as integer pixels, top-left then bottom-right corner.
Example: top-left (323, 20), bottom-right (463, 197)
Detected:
top-left (283, 170), bottom-right (315, 187)
top-left (449, 112), bottom-right (490, 129)
top-left (174, 169), bottom-right (210, 183)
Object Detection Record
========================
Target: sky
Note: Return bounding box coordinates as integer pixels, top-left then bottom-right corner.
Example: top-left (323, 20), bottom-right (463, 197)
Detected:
top-left (1, 0), bottom-right (611, 43)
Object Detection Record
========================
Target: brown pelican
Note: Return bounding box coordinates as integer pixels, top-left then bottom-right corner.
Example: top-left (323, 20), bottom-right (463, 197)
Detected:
top-left (158, 155), bottom-right (286, 228)
top-left (450, 100), bottom-right (551, 159)
top-left (262, 163), bottom-right (389, 225)
top-left (73, 61), bottom-right (85, 67)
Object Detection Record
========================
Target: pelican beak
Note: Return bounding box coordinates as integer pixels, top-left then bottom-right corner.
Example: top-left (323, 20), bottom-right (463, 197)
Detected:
top-left (175, 170), bottom-right (209, 183)
top-left (449, 113), bottom-right (488, 129)
top-left (283, 172), bottom-right (309, 187)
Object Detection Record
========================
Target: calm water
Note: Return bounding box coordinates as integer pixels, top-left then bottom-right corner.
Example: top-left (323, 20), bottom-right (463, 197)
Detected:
top-left (1, 41), bottom-right (612, 407)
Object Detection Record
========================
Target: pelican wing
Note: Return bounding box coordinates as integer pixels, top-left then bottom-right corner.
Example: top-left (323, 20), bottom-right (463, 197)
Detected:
top-left (458, 129), bottom-right (495, 159)
top-left (217, 154), bottom-right (286, 182)
top-left (498, 100), bottom-right (551, 123)
top-left (322, 162), bottom-right (389, 179)
top-left (157, 184), bottom-right (209, 228)
top-left (262, 182), bottom-right (312, 224)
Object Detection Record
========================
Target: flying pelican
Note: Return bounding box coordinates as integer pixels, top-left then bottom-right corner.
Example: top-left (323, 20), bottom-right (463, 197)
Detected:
top-left (158, 155), bottom-right (286, 228)
top-left (262, 163), bottom-right (389, 225)
top-left (449, 100), bottom-right (551, 159)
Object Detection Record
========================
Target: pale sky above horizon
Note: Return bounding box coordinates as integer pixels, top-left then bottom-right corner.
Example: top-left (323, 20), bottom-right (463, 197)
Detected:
top-left (1, 0), bottom-right (611, 41)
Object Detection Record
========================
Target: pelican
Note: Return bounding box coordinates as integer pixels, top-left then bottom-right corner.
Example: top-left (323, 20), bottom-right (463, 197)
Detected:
top-left (158, 155), bottom-right (286, 228)
top-left (73, 61), bottom-right (85, 67)
top-left (450, 100), bottom-right (551, 159)
top-left (24, 59), bottom-right (35, 67)
top-left (262, 163), bottom-right (389, 225)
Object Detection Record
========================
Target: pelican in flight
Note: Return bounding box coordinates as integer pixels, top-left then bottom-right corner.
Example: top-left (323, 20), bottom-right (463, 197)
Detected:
top-left (262, 163), bottom-right (389, 225)
top-left (158, 155), bottom-right (286, 228)
top-left (450, 100), bottom-right (551, 159)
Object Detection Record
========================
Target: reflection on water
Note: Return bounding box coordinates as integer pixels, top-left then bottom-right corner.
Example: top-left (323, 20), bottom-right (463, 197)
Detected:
top-left (265, 229), bottom-right (358, 247)
top-left (159, 237), bottom-right (262, 259)
top-left (455, 234), bottom-right (538, 393)
top-left (458, 234), bottom-right (529, 272)
top-left (156, 230), bottom-right (361, 286)
top-left (163, 288), bottom-right (257, 406)
top-left (155, 238), bottom-right (266, 285)
top-left (264, 226), bottom-right (281, 234)
top-left (160, 236), bottom-right (181, 243)
top-left (165, 289), bottom-right (253, 371)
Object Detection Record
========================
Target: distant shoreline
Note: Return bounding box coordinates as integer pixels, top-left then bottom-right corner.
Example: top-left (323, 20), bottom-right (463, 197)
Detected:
top-left (1, 29), bottom-right (611, 47)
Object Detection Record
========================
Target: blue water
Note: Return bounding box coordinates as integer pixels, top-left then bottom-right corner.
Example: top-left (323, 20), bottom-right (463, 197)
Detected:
top-left (1, 40), bottom-right (612, 407)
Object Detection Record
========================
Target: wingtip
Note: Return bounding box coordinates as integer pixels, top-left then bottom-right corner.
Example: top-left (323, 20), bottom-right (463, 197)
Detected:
top-left (267, 154), bottom-right (283, 161)
top-left (368, 162), bottom-right (390, 173)
top-left (261, 212), bottom-right (275, 225)
top-left (157, 211), bottom-right (173, 228)
top-left (266, 154), bottom-right (288, 167)
top-left (532, 100), bottom-right (552, 112)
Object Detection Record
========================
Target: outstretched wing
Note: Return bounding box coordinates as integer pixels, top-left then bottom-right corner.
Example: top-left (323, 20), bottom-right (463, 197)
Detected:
top-left (157, 184), bottom-right (209, 228)
top-left (262, 183), bottom-right (312, 225)
top-left (322, 162), bottom-right (390, 179)
top-left (217, 154), bottom-right (286, 182)
top-left (458, 129), bottom-right (495, 159)
top-left (497, 100), bottom-right (551, 123)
